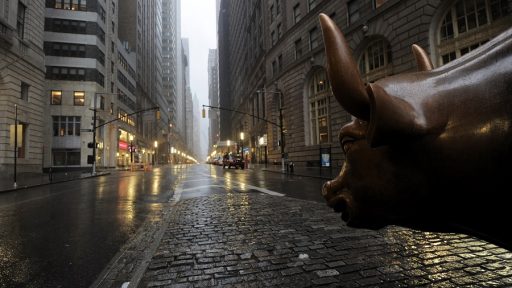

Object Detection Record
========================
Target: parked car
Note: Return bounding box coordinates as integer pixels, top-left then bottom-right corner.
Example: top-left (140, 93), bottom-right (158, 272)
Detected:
top-left (223, 154), bottom-right (245, 169)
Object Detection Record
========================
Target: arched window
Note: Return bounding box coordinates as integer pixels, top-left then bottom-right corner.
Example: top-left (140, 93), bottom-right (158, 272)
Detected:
top-left (308, 69), bottom-right (331, 145)
top-left (436, 0), bottom-right (510, 65)
top-left (358, 39), bottom-right (392, 83)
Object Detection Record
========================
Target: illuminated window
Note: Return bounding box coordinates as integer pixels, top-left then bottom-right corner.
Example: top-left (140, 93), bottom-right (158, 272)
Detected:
top-left (51, 90), bottom-right (62, 105)
top-left (74, 91), bottom-right (85, 106)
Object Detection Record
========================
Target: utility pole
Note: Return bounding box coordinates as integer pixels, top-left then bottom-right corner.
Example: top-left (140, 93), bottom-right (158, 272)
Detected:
top-left (14, 104), bottom-right (18, 187)
top-left (202, 88), bottom-right (286, 172)
top-left (92, 93), bottom-right (97, 175)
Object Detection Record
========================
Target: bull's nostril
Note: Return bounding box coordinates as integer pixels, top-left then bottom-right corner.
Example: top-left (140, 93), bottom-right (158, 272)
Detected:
top-left (333, 197), bottom-right (347, 213)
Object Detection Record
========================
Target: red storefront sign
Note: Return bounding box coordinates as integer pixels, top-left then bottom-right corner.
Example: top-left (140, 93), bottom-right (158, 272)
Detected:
top-left (119, 141), bottom-right (128, 150)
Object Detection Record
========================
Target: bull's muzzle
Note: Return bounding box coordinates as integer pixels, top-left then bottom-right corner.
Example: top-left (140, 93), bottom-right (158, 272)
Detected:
top-left (322, 177), bottom-right (354, 223)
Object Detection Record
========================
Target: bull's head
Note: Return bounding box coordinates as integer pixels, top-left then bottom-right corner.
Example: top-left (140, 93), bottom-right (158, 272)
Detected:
top-left (319, 14), bottom-right (512, 246)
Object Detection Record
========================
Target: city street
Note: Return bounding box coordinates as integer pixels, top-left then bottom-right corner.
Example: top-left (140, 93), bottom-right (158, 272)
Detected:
top-left (0, 164), bottom-right (326, 287)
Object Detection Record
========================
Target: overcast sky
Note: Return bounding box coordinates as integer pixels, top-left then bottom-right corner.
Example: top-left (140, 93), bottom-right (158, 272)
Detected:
top-left (181, 0), bottom-right (217, 158)
top-left (180, 0), bottom-right (217, 108)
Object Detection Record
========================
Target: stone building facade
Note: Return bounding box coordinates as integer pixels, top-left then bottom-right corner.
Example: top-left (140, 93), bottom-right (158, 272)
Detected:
top-left (218, 0), bottom-right (511, 167)
top-left (0, 0), bottom-right (45, 173)
top-left (44, 0), bottom-right (122, 169)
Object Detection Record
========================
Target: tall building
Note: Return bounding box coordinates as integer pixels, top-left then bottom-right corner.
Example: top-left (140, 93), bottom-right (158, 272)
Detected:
top-left (119, 0), bottom-right (164, 164)
top-left (43, 0), bottom-right (121, 169)
top-left (162, 0), bottom-right (181, 162)
top-left (0, 1), bottom-right (45, 173)
top-left (208, 49), bottom-right (220, 149)
top-left (181, 38), bottom-right (192, 149)
top-left (218, 0), bottom-right (511, 167)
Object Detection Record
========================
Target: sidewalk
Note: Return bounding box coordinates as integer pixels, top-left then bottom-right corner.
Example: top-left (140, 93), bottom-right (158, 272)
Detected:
top-left (0, 170), bottom-right (110, 193)
top-left (249, 163), bottom-right (340, 180)
top-left (99, 193), bottom-right (512, 288)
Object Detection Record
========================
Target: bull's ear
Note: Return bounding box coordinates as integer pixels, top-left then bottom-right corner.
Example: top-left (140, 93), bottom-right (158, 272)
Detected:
top-left (319, 13), bottom-right (370, 120)
top-left (366, 83), bottom-right (428, 147)
top-left (411, 44), bottom-right (433, 71)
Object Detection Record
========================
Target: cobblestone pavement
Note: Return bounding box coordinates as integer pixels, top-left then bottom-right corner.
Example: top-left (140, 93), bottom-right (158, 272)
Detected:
top-left (137, 192), bottom-right (512, 287)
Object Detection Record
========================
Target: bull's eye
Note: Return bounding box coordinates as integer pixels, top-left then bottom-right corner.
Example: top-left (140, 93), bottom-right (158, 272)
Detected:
top-left (341, 136), bottom-right (355, 154)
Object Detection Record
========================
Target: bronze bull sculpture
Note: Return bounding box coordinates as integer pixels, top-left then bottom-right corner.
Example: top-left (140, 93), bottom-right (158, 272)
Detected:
top-left (319, 14), bottom-right (512, 249)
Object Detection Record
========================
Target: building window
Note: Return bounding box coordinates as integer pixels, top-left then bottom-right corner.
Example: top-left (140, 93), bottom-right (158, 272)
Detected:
top-left (308, 69), bottom-right (331, 145)
top-left (373, 0), bottom-right (388, 9)
top-left (358, 39), bottom-right (392, 82)
top-left (295, 38), bottom-right (303, 60)
top-left (52, 149), bottom-right (81, 166)
top-left (347, 0), bottom-right (360, 25)
top-left (293, 4), bottom-right (301, 24)
top-left (15, 123), bottom-right (27, 158)
top-left (74, 91), bottom-right (85, 105)
top-left (51, 90), bottom-right (62, 105)
top-left (53, 116), bottom-right (81, 137)
top-left (277, 23), bottom-right (282, 39)
top-left (110, 102), bottom-right (114, 115)
top-left (308, 0), bottom-right (318, 11)
top-left (278, 54), bottom-right (283, 72)
top-left (272, 60), bottom-right (277, 77)
top-left (20, 82), bottom-right (29, 101)
top-left (271, 30), bottom-right (276, 45)
top-left (98, 5), bottom-right (105, 22)
top-left (436, 0), bottom-right (510, 65)
top-left (276, 0), bottom-right (281, 15)
top-left (309, 27), bottom-right (320, 50)
top-left (16, 1), bottom-right (25, 39)
top-left (100, 95), bottom-right (105, 110)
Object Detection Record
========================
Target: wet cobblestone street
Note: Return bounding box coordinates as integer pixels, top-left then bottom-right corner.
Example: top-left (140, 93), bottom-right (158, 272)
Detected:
top-left (139, 193), bottom-right (512, 287)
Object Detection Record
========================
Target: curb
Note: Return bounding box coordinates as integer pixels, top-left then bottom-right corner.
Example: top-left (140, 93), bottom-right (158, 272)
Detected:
top-left (0, 172), bottom-right (111, 193)
top-left (260, 168), bottom-right (335, 180)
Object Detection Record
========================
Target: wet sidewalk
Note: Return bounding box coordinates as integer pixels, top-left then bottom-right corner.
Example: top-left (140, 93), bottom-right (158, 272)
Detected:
top-left (0, 170), bottom-right (110, 193)
top-left (249, 163), bottom-right (340, 180)
top-left (99, 193), bottom-right (512, 288)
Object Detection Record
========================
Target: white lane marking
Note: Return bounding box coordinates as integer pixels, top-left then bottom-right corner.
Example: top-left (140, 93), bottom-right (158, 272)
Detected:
top-left (180, 182), bottom-right (285, 197)
top-left (180, 184), bottom-right (225, 192)
top-left (242, 183), bottom-right (285, 196)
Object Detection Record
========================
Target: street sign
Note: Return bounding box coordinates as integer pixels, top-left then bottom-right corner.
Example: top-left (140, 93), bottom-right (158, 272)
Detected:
top-left (81, 129), bottom-right (93, 132)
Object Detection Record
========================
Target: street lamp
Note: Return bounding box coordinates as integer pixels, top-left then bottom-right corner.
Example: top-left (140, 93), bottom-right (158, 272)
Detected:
top-left (129, 134), bottom-right (134, 163)
top-left (240, 132), bottom-right (244, 156)
top-left (154, 141), bottom-right (158, 165)
top-left (256, 89), bottom-right (286, 172)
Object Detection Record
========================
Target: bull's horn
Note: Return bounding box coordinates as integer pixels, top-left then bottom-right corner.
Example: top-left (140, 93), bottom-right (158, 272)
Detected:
top-left (319, 13), bottom-right (369, 120)
top-left (411, 44), bottom-right (433, 71)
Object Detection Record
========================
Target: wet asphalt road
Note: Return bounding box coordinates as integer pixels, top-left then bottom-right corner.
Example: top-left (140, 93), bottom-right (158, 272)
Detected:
top-left (0, 164), bottom-right (326, 287)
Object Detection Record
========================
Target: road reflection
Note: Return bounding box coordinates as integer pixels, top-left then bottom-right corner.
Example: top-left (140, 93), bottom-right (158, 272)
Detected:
top-left (0, 166), bottom-right (177, 287)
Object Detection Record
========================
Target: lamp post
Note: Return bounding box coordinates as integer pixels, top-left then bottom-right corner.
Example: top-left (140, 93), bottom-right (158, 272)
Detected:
top-left (129, 134), bottom-right (134, 163)
top-left (256, 89), bottom-right (286, 172)
top-left (239, 132), bottom-right (244, 156)
top-left (154, 141), bottom-right (158, 165)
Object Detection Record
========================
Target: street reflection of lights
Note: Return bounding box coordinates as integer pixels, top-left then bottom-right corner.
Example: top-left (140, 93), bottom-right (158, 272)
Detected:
top-left (152, 177), bottom-right (160, 195)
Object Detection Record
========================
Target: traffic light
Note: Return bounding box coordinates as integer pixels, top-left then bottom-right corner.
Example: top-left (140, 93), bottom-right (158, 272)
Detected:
top-left (156, 110), bottom-right (161, 120)
top-left (87, 142), bottom-right (94, 148)
top-left (202, 108), bottom-right (206, 118)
